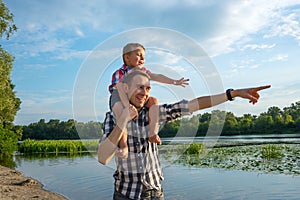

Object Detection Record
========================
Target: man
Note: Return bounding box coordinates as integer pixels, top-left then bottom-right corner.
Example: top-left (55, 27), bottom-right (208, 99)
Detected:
top-left (98, 70), bottom-right (271, 200)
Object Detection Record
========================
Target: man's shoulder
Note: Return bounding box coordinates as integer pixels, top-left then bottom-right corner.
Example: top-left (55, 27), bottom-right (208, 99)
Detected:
top-left (159, 99), bottom-right (189, 109)
top-left (104, 111), bottom-right (115, 121)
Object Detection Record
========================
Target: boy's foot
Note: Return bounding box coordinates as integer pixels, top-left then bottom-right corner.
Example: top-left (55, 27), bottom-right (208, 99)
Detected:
top-left (115, 147), bottom-right (128, 159)
top-left (148, 134), bottom-right (162, 145)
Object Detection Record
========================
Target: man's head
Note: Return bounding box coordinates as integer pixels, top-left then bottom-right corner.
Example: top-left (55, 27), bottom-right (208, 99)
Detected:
top-left (122, 43), bottom-right (145, 68)
top-left (122, 70), bottom-right (151, 109)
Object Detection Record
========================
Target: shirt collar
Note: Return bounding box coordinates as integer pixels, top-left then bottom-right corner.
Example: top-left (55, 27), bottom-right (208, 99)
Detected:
top-left (122, 64), bottom-right (132, 71)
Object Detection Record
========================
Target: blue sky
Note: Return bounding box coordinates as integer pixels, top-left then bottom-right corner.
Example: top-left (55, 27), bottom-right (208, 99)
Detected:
top-left (2, 0), bottom-right (300, 125)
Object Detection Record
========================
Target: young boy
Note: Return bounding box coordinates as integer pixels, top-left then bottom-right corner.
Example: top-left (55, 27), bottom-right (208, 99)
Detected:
top-left (109, 43), bottom-right (189, 158)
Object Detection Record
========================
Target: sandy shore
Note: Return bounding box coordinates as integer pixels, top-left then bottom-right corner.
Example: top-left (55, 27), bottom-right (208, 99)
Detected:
top-left (0, 165), bottom-right (67, 200)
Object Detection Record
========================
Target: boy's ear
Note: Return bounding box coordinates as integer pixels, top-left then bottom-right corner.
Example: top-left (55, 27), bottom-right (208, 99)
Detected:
top-left (124, 54), bottom-right (129, 64)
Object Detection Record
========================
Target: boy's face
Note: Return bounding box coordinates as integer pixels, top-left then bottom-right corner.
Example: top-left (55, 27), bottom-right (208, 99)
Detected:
top-left (124, 47), bottom-right (145, 68)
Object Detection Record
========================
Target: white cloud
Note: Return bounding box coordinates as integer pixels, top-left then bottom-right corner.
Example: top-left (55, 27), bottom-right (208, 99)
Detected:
top-left (241, 44), bottom-right (276, 51)
top-left (201, 1), bottom-right (300, 56)
top-left (267, 54), bottom-right (289, 62)
top-left (266, 12), bottom-right (300, 45)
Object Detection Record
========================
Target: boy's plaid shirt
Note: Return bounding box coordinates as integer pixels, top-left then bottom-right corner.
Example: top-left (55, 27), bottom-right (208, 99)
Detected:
top-left (108, 64), bottom-right (151, 93)
top-left (100, 100), bottom-right (190, 199)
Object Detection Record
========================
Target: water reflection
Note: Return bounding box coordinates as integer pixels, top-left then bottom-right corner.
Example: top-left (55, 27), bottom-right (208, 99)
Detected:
top-left (0, 155), bottom-right (16, 168)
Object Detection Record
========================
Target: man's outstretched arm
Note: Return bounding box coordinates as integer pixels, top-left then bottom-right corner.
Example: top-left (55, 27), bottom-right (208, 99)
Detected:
top-left (188, 85), bottom-right (271, 113)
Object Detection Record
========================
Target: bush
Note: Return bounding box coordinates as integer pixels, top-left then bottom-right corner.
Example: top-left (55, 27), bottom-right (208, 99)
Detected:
top-left (0, 125), bottom-right (18, 156)
top-left (184, 143), bottom-right (205, 157)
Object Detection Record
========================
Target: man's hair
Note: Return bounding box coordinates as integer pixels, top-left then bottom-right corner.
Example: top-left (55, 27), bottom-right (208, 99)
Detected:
top-left (122, 70), bottom-right (150, 88)
top-left (122, 43), bottom-right (145, 63)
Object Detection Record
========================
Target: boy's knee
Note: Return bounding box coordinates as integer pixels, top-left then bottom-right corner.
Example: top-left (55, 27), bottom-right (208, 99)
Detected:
top-left (151, 97), bottom-right (158, 105)
top-left (147, 97), bottom-right (158, 108)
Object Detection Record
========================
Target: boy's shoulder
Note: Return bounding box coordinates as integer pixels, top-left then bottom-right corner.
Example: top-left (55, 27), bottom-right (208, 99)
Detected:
top-left (113, 64), bottom-right (130, 74)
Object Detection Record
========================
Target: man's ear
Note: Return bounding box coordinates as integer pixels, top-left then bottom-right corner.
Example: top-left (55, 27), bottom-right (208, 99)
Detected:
top-left (123, 83), bottom-right (129, 93)
top-left (116, 82), bottom-right (129, 107)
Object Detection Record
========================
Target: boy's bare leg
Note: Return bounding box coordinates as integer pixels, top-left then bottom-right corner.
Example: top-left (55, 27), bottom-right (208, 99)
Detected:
top-left (112, 101), bottom-right (128, 159)
top-left (116, 131), bottom-right (128, 158)
top-left (148, 103), bottom-right (162, 145)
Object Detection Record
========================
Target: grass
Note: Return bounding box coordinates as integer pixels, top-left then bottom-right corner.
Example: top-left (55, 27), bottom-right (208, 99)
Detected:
top-left (18, 139), bottom-right (99, 155)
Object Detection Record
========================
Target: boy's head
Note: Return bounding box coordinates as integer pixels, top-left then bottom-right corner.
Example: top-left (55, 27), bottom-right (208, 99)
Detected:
top-left (122, 43), bottom-right (145, 68)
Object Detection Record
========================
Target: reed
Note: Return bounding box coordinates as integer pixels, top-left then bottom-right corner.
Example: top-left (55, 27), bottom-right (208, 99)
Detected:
top-left (18, 139), bottom-right (99, 154)
top-left (260, 144), bottom-right (284, 160)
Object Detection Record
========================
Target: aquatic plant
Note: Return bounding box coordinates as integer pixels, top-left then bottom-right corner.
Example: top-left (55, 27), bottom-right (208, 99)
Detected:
top-left (260, 144), bottom-right (284, 160)
top-left (164, 143), bottom-right (300, 176)
top-left (18, 139), bottom-right (99, 154)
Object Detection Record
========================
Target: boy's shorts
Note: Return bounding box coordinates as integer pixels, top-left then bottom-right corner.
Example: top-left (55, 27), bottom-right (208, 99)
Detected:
top-left (109, 89), bottom-right (121, 110)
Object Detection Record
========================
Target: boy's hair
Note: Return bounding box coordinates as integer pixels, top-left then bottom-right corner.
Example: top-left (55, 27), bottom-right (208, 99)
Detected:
top-left (122, 43), bottom-right (145, 64)
top-left (122, 70), bottom-right (150, 88)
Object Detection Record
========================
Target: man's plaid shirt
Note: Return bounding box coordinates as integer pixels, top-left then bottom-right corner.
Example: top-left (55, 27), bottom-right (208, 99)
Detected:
top-left (100, 100), bottom-right (190, 199)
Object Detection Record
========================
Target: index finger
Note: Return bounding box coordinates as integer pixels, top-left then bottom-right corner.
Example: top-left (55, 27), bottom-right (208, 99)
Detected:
top-left (255, 85), bottom-right (271, 91)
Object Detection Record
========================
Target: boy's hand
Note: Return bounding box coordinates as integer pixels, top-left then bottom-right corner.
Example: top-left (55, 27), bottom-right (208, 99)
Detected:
top-left (117, 104), bottom-right (138, 130)
top-left (174, 78), bottom-right (189, 87)
top-left (148, 134), bottom-right (162, 145)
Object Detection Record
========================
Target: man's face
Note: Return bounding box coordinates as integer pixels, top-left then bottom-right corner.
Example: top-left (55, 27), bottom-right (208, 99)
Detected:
top-left (127, 74), bottom-right (150, 109)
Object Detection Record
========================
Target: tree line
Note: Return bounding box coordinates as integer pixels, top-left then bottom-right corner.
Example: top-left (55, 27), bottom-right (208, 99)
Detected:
top-left (19, 101), bottom-right (300, 140)
top-left (20, 119), bottom-right (102, 140)
top-left (160, 101), bottom-right (300, 137)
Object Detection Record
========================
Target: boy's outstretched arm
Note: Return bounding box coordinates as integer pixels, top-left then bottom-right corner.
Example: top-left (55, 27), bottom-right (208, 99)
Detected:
top-left (149, 73), bottom-right (189, 87)
top-left (188, 85), bottom-right (271, 113)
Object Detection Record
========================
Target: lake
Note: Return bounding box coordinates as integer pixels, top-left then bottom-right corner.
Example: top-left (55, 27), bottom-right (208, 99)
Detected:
top-left (13, 135), bottom-right (300, 199)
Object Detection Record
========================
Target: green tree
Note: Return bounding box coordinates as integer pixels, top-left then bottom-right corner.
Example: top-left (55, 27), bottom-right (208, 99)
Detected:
top-left (0, 48), bottom-right (20, 126)
top-left (238, 114), bottom-right (254, 133)
top-left (223, 112), bottom-right (238, 135)
top-left (0, 0), bottom-right (17, 39)
top-left (254, 113), bottom-right (273, 133)
top-left (283, 101), bottom-right (300, 121)
top-left (197, 113), bottom-right (210, 136)
top-left (267, 106), bottom-right (284, 130)
top-left (0, 0), bottom-right (20, 156)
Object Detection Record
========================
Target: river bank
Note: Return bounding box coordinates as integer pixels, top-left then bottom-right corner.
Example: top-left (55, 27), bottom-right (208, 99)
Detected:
top-left (0, 165), bottom-right (67, 200)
